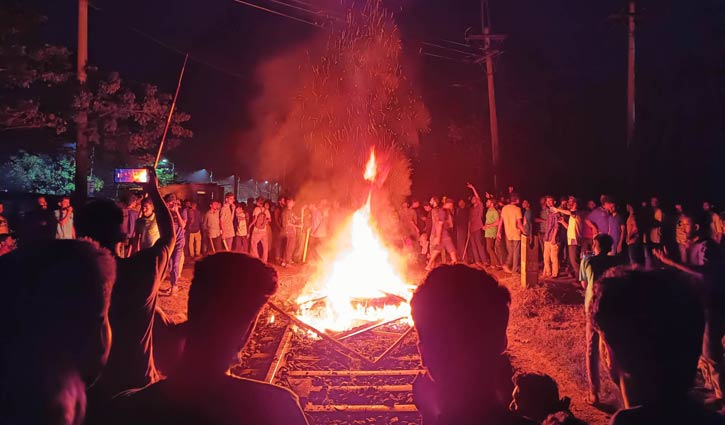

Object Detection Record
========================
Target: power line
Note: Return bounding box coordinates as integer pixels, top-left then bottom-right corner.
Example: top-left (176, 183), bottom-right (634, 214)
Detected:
top-left (128, 27), bottom-right (248, 80)
top-left (231, 0), bottom-right (325, 28)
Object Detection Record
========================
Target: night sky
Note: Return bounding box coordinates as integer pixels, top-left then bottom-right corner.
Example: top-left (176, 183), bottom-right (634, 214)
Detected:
top-left (20, 0), bottom-right (725, 203)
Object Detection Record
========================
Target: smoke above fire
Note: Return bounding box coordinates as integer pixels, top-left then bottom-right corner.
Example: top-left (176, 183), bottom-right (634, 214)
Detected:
top-left (245, 0), bottom-right (430, 212)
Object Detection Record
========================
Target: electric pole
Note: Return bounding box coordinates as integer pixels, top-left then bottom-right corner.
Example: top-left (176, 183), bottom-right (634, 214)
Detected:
top-left (466, 0), bottom-right (505, 192)
top-left (626, 0), bottom-right (636, 150)
top-left (75, 0), bottom-right (90, 199)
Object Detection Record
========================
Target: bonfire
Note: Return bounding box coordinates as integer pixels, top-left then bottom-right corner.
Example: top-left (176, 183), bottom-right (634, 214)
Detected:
top-left (296, 148), bottom-right (415, 334)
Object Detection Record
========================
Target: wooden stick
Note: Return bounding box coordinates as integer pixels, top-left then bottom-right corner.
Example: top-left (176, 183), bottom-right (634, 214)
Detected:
top-left (154, 53), bottom-right (189, 168)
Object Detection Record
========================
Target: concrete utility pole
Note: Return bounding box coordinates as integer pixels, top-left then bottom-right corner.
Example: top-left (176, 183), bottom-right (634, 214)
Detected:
top-left (75, 0), bottom-right (90, 199)
top-left (626, 0), bottom-right (636, 150)
top-left (467, 0), bottom-right (505, 192)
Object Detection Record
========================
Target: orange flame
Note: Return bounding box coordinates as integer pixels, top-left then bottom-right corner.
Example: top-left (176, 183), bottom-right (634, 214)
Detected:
top-left (296, 147), bottom-right (413, 333)
top-left (363, 147), bottom-right (377, 182)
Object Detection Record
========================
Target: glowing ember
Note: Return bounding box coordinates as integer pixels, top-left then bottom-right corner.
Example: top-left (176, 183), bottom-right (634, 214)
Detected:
top-left (296, 148), bottom-right (414, 333)
top-left (363, 148), bottom-right (377, 182)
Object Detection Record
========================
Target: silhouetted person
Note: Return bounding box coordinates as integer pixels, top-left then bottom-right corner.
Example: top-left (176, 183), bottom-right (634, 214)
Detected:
top-left (75, 169), bottom-right (174, 406)
top-left (579, 233), bottom-right (619, 405)
top-left (23, 195), bottom-right (56, 243)
top-left (510, 373), bottom-right (574, 423)
top-left (0, 240), bottom-right (116, 425)
top-left (411, 265), bottom-right (535, 425)
top-left (591, 268), bottom-right (725, 424)
top-left (103, 253), bottom-right (308, 425)
top-left (654, 214), bottom-right (725, 405)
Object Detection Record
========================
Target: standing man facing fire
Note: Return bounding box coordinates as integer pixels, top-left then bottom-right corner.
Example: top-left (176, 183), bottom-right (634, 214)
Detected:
top-left (220, 193), bottom-right (236, 251)
top-left (163, 194), bottom-right (186, 295)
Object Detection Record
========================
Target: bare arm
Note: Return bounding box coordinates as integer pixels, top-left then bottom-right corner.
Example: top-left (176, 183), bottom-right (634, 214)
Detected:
top-left (147, 171), bottom-right (174, 250)
top-left (516, 218), bottom-right (527, 236)
top-left (466, 182), bottom-right (481, 201)
top-left (653, 249), bottom-right (703, 280)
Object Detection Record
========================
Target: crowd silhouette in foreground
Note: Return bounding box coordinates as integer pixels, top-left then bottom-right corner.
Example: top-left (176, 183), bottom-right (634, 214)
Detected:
top-left (2, 172), bottom-right (725, 425)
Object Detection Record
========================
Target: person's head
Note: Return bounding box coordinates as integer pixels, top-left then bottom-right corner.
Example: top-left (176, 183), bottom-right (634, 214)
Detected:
top-left (679, 214), bottom-right (700, 240)
top-left (567, 197), bottom-right (579, 211)
top-left (650, 196), bottom-right (659, 208)
top-left (0, 201), bottom-right (4, 214)
top-left (256, 197), bottom-right (264, 207)
top-left (545, 196), bottom-right (555, 208)
top-left (703, 201), bottom-right (712, 212)
top-left (412, 265), bottom-right (510, 400)
top-left (486, 198), bottom-right (495, 208)
top-left (471, 196), bottom-right (480, 207)
top-left (423, 204), bottom-right (432, 212)
top-left (75, 199), bottom-right (125, 252)
top-left (141, 198), bottom-right (154, 217)
top-left (591, 268), bottom-right (705, 406)
top-left (539, 197), bottom-right (547, 207)
top-left (601, 196), bottom-right (615, 212)
top-left (287, 198), bottom-right (296, 209)
top-left (457, 199), bottom-right (466, 209)
top-left (508, 185), bottom-right (514, 194)
top-left (592, 233), bottom-right (613, 256)
top-left (210, 200), bottom-right (221, 211)
top-left (586, 200), bottom-right (596, 211)
top-left (163, 193), bottom-right (177, 209)
top-left (675, 203), bottom-right (683, 214)
top-left (509, 193), bottom-right (520, 205)
top-left (626, 203), bottom-right (635, 215)
top-left (279, 197), bottom-right (286, 207)
top-left (443, 199), bottom-right (454, 210)
top-left (37, 196), bottom-right (48, 210)
top-left (224, 193), bottom-right (235, 205)
top-left (127, 194), bottom-right (139, 209)
top-left (411, 200), bottom-right (420, 209)
top-left (264, 201), bottom-right (271, 210)
top-left (429, 197), bottom-right (439, 208)
top-left (185, 253), bottom-right (278, 374)
top-left (510, 373), bottom-right (570, 423)
top-left (58, 196), bottom-right (71, 209)
top-left (190, 200), bottom-right (198, 210)
top-left (522, 199), bottom-right (531, 210)
top-left (0, 234), bottom-right (16, 255)
top-left (2, 240), bottom-right (115, 384)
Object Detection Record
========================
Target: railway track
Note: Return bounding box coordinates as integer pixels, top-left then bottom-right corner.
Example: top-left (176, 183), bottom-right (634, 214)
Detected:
top-left (232, 304), bottom-right (423, 424)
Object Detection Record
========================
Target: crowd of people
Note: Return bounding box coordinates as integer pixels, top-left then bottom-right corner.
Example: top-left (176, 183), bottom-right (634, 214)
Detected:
top-left (2, 171), bottom-right (725, 425)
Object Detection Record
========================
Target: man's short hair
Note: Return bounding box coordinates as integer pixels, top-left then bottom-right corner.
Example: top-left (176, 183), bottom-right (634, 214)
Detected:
top-left (590, 268), bottom-right (704, 393)
top-left (75, 199), bottom-right (125, 248)
top-left (593, 233), bottom-right (613, 254)
top-left (601, 196), bottom-right (614, 206)
top-left (1, 240), bottom-right (115, 377)
top-left (510, 193), bottom-right (520, 203)
top-left (412, 265), bottom-right (510, 358)
top-left (187, 253), bottom-right (278, 333)
top-left (513, 372), bottom-right (569, 421)
top-left (163, 193), bottom-right (177, 202)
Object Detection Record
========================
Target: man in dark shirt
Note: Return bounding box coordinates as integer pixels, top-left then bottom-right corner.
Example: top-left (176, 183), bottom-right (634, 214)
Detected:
top-left (23, 196), bottom-right (56, 243)
top-left (75, 170), bottom-right (174, 409)
top-left (579, 233), bottom-right (619, 405)
top-left (411, 265), bottom-right (535, 425)
top-left (185, 200), bottom-right (202, 258)
top-left (164, 193), bottom-right (186, 295)
top-left (591, 268), bottom-right (724, 425)
top-left (467, 183), bottom-right (489, 267)
top-left (103, 253), bottom-right (309, 425)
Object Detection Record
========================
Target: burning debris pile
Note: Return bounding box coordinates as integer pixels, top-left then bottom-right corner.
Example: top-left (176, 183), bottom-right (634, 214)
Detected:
top-left (295, 149), bottom-right (415, 334)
